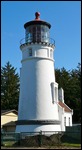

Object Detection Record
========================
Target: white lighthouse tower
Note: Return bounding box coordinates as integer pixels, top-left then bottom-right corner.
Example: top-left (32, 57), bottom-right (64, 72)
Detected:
top-left (16, 12), bottom-right (61, 133)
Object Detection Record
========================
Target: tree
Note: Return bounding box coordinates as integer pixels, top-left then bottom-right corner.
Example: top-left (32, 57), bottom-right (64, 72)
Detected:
top-left (55, 63), bottom-right (81, 123)
top-left (69, 63), bottom-right (81, 123)
top-left (55, 67), bottom-right (70, 89)
top-left (1, 62), bottom-right (20, 110)
top-left (55, 67), bottom-right (71, 105)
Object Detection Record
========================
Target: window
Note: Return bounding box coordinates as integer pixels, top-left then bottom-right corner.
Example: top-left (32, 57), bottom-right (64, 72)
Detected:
top-left (64, 117), bottom-right (66, 126)
top-left (25, 26), bottom-right (33, 43)
top-left (55, 87), bottom-right (57, 101)
top-left (51, 82), bottom-right (55, 104)
top-left (50, 49), bottom-right (53, 58)
top-left (69, 117), bottom-right (70, 126)
top-left (47, 49), bottom-right (49, 57)
top-left (29, 48), bottom-right (32, 56)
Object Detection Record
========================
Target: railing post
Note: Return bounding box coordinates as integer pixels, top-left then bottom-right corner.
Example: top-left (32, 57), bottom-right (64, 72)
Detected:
top-left (17, 133), bottom-right (20, 146)
top-left (1, 132), bottom-right (3, 146)
top-left (38, 130), bottom-right (42, 147)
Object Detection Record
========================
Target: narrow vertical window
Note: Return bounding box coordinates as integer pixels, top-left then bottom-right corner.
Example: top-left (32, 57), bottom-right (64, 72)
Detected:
top-left (47, 49), bottom-right (49, 57)
top-left (50, 49), bottom-right (53, 58)
top-left (51, 82), bottom-right (55, 104)
top-left (55, 87), bottom-right (57, 101)
top-left (69, 117), bottom-right (70, 126)
top-left (64, 117), bottom-right (66, 126)
top-left (29, 48), bottom-right (32, 56)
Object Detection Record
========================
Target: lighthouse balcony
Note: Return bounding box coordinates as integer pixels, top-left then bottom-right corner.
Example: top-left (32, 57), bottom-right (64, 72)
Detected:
top-left (20, 37), bottom-right (55, 48)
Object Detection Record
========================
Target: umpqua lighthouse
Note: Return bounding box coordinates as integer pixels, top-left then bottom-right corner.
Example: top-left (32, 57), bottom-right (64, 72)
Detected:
top-left (16, 12), bottom-right (62, 133)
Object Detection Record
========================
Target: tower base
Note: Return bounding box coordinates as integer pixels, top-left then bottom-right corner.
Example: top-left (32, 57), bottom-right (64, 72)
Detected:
top-left (16, 120), bottom-right (61, 135)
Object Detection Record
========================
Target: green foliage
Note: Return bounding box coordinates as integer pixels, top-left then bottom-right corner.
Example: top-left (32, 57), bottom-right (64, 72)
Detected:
top-left (1, 62), bottom-right (20, 110)
top-left (55, 63), bottom-right (81, 123)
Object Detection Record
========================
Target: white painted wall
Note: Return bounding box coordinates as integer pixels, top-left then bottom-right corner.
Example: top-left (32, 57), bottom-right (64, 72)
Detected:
top-left (16, 44), bottom-right (61, 133)
top-left (58, 88), bottom-right (73, 130)
top-left (58, 102), bottom-right (73, 132)
top-left (58, 104), bottom-right (65, 131)
top-left (64, 112), bottom-right (73, 126)
top-left (16, 124), bottom-right (61, 133)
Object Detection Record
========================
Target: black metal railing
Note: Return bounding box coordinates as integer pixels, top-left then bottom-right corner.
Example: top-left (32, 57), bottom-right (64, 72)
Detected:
top-left (20, 36), bottom-right (55, 46)
top-left (1, 130), bottom-right (81, 147)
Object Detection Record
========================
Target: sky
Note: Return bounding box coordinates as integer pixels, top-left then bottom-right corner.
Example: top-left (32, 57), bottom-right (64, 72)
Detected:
top-left (1, 1), bottom-right (81, 74)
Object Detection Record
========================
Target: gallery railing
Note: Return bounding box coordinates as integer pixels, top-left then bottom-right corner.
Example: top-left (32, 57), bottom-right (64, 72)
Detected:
top-left (20, 36), bottom-right (55, 46)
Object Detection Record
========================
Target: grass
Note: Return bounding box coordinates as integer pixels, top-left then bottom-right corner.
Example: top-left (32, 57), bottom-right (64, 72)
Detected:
top-left (61, 143), bottom-right (81, 147)
top-left (2, 141), bottom-right (16, 147)
top-left (2, 141), bottom-right (81, 148)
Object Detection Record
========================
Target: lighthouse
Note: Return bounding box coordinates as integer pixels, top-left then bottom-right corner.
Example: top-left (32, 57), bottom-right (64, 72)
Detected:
top-left (16, 12), bottom-right (61, 133)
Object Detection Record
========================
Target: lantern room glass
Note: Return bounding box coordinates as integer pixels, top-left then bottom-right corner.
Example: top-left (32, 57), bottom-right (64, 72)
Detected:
top-left (25, 25), bottom-right (50, 43)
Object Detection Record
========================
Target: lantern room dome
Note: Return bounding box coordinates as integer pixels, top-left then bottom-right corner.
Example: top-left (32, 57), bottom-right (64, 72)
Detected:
top-left (24, 12), bottom-right (51, 29)
top-left (20, 12), bottom-right (55, 47)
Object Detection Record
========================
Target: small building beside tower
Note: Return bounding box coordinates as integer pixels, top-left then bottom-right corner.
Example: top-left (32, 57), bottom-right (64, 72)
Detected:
top-left (58, 88), bottom-right (73, 131)
top-left (16, 12), bottom-right (73, 134)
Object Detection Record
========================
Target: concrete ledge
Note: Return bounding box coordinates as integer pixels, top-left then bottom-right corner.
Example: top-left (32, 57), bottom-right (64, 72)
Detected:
top-left (20, 42), bottom-right (55, 49)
